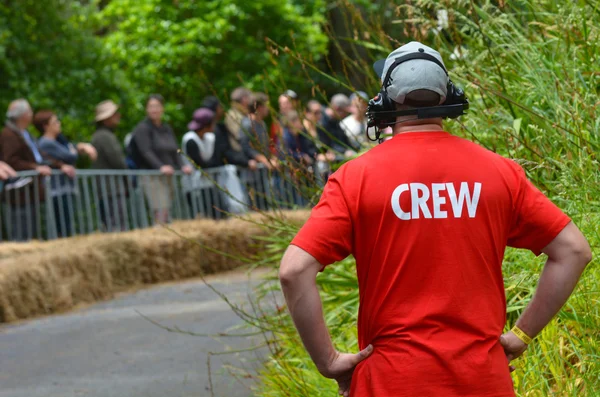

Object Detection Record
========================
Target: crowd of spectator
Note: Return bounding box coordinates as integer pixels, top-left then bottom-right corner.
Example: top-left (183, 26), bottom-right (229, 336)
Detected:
top-left (0, 88), bottom-right (373, 241)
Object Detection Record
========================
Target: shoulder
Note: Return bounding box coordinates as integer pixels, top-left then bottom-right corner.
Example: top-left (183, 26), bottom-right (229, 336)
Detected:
top-left (37, 137), bottom-right (52, 147)
top-left (182, 131), bottom-right (198, 144)
top-left (450, 135), bottom-right (524, 175)
top-left (340, 115), bottom-right (353, 126)
top-left (161, 122), bottom-right (174, 134)
top-left (93, 127), bottom-right (109, 136)
top-left (133, 119), bottom-right (151, 134)
top-left (0, 126), bottom-right (14, 139)
top-left (215, 122), bottom-right (230, 136)
top-left (93, 128), bottom-right (117, 142)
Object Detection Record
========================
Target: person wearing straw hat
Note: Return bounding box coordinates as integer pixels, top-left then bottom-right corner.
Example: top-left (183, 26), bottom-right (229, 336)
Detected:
top-left (91, 99), bottom-right (128, 232)
top-left (91, 100), bottom-right (125, 170)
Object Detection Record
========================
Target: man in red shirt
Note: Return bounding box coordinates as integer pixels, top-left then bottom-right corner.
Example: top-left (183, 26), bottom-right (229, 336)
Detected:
top-left (279, 41), bottom-right (592, 396)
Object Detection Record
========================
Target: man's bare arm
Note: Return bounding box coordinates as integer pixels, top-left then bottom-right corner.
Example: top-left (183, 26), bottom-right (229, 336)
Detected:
top-left (279, 245), bottom-right (337, 373)
top-left (517, 221), bottom-right (592, 337)
top-left (279, 245), bottom-right (372, 396)
top-left (501, 221), bottom-right (592, 361)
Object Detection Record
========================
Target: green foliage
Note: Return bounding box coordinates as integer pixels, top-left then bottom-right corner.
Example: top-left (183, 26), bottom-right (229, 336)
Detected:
top-left (97, 0), bottom-right (329, 134)
top-left (246, 1), bottom-right (600, 396)
top-left (0, 0), bottom-right (329, 141)
top-left (0, 0), bottom-right (133, 142)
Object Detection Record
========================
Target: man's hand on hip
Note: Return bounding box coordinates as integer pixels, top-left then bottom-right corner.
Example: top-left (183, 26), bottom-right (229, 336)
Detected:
top-left (499, 331), bottom-right (527, 371)
top-left (320, 345), bottom-right (373, 397)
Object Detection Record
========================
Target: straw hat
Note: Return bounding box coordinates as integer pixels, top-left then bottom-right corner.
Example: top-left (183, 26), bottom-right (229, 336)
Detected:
top-left (95, 100), bottom-right (119, 122)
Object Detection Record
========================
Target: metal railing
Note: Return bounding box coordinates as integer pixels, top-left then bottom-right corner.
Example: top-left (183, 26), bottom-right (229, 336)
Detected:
top-left (0, 165), bottom-right (314, 242)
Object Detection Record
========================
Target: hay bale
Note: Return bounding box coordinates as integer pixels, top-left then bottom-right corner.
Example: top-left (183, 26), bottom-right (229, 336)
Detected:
top-left (0, 210), bottom-right (310, 323)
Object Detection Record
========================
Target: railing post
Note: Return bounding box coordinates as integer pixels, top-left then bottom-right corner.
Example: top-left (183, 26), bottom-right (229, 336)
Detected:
top-left (5, 189), bottom-right (13, 241)
top-left (125, 174), bottom-right (139, 230)
top-left (46, 175), bottom-right (57, 240)
top-left (99, 175), bottom-right (111, 232)
top-left (74, 178), bottom-right (85, 236)
top-left (172, 174), bottom-right (183, 221)
top-left (84, 174), bottom-right (97, 233)
top-left (117, 175), bottom-right (129, 231)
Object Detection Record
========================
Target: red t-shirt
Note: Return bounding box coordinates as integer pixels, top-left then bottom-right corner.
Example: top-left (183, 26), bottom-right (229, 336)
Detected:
top-left (291, 131), bottom-right (570, 397)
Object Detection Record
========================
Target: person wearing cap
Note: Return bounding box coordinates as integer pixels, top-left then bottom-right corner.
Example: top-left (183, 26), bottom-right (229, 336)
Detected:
top-left (340, 91), bottom-right (373, 148)
top-left (91, 99), bottom-right (128, 232)
top-left (280, 41), bottom-right (591, 397)
top-left (182, 108), bottom-right (217, 169)
top-left (181, 108), bottom-right (219, 218)
top-left (131, 94), bottom-right (192, 225)
top-left (320, 94), bottom-right (359, 158)
top-left (182, 108), bottom-right (248, 218)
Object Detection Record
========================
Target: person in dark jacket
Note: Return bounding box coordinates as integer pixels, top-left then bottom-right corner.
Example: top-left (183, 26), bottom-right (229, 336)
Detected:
top-left (199, 96), bottom-right (256, 169)
top-left (182, 108), bottom-right (249, 218)
top-left (281, 111), bottom-right (318, 164)
top-left (319, 94), bottom-right (359, 158)
top-left (132, 94), bottom-right (192, 224)
top-left (0, 99), bottom-right (71, 241)
top-left (91, 99), bottom-right (128, 232)
top-left (240, 92), bottom-right (275, 170)
top-left (277, 110), bottom-right (316, 208)
top-left (0, 161), bottom-right (16, 181)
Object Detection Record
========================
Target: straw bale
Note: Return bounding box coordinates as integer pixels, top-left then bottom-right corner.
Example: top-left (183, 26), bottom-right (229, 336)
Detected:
top-left (0, 210), bottom-right (311, 323)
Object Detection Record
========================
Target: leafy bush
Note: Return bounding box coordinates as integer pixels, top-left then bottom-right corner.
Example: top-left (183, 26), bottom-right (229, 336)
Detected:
top-left (0, 0), bottom-right (330, 140)
top-left (0, 0), bottom-right (134, 142)
top-left (96, 0), bottom-right (329, 134)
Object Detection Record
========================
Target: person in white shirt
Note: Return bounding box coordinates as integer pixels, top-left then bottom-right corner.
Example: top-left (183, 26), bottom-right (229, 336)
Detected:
top-left (340, 91), bottom-right (374, 148)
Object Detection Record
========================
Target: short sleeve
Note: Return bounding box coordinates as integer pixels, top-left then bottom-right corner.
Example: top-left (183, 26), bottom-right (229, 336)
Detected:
top-left (507, 164), bottom-right (571, 255)
top-left (291, 173), bottom-right (353, 269)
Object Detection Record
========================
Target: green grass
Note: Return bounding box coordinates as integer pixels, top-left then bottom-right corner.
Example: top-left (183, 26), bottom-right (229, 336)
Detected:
top-left (230, 1), bottom-right (600, 395)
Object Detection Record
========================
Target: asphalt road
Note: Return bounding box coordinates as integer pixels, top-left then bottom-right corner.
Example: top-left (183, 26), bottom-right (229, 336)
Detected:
top-left (0, 270), bottom-right (272, 397)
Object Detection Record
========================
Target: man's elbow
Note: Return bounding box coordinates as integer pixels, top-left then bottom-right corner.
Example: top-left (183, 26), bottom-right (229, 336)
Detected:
top-left (278, 246), bottom-right (314, 288)
top-left (564, 235), bottom-right (593, 272)
top-left (279, 259), bottom-right (299, 288)
top-left (576, 239), bottom-right (593, 267)
top-left (546, 223), bottom-right (593, 271)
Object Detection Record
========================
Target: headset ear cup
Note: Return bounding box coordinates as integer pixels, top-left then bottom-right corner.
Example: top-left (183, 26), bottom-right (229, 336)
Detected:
top-left (445, 80), bottom-right (467, 106)
top-left (380, 91), bottom-right (396, 127)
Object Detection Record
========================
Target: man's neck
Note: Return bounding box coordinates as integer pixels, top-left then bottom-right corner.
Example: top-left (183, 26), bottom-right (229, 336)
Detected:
top-left (250, 114), bottom-right (263, 122)
top-left (42, 133), bottom-right (56, 141)
top-left (393, 119), bottom-right (444, 135)
top-left (15, 121), bottom-right (29, 131)
top-left (196, 129), bottom-right (211, 138)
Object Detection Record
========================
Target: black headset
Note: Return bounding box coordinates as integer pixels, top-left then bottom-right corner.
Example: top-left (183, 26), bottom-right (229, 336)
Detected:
top-left (366, 50), bottom-right (469, 142)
